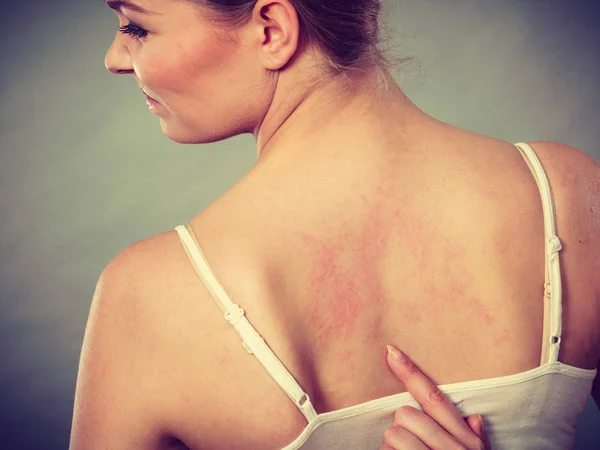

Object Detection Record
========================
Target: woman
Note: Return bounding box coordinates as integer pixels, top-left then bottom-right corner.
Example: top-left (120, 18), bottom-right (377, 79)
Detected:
top-left (70, 0), bottom-right (600, 448)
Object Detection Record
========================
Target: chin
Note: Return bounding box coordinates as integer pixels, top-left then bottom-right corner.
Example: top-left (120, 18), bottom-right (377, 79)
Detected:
top-left (160, 120), bottom-right (243, 144)
top-left (160, 124), bottom-right (234, 145)
top-left (163, 132), bottom-right (208, 145)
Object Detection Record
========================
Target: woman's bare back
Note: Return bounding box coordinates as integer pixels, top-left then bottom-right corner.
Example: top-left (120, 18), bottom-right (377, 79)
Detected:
top-left (133, 128), bottom-right (600, 449)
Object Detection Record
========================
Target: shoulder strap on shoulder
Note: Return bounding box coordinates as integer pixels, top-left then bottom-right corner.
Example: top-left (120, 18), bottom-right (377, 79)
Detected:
top-left (514, 143), bottom-right (563, 365)
top-left (174, 224), bottom-right (318, 422)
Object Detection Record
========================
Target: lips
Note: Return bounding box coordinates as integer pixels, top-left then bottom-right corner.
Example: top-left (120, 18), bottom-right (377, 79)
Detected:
top-left (140, 87), bottom-right (157, 102)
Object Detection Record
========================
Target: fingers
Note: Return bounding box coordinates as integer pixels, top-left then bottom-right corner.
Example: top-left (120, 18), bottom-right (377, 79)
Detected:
top-left (386, 345), bottom-right (486, 449)
top-left (380, 425), bottom-right (429, 450)
top-left (391, 406), bottom-right (473, 449)
top-left (467, 414), bottom-right (492, 450)
top-left (466, 415), bottom-right (483, 436)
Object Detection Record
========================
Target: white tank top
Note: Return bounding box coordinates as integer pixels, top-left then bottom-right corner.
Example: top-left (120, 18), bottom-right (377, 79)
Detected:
top-left (175, 142), bottom-right (597, 449)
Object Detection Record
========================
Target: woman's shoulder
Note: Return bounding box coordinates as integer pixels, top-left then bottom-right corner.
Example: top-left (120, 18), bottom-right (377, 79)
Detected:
top-left (77, 227), bottom-right (216, 446)
top-left (98, 220), bottom-right (306, 447)
top-left (523, 140), bottom-right (600, 364)
top-left (99, 222), bottom-right (242, 332)
top-left (524, 141), bottom-right (600, 270)
top-left (524, 140), bottom-right (600, 190)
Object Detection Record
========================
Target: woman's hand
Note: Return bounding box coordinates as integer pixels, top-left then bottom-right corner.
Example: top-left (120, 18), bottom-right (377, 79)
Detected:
top-left (381, 345), bottom-right (492, 450)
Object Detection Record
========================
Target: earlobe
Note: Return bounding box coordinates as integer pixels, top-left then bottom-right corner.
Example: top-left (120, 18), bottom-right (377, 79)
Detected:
top-left (253, 0), bottom-right (300, 71)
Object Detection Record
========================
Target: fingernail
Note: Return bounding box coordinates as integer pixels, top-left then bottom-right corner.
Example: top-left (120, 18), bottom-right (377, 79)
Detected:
top-left (387, 344), bottom-right (405, 363)
top-left (477, 414), bottom-right (485, 432)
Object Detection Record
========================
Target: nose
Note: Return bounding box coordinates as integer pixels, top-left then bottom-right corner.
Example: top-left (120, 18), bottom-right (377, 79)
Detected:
top-left (104, 34), bottom-right (134, 75)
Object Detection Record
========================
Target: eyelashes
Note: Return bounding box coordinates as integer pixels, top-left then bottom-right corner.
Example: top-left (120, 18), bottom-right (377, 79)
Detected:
top-left (118, 22), bottom-right (148, 40)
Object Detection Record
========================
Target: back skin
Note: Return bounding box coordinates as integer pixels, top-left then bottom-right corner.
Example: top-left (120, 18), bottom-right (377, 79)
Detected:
top-left (106, 124), bottom-right (600, 449)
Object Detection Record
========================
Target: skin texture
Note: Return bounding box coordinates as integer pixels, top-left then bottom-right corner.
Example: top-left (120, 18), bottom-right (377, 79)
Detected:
top-left (299, 185), bottom-right (393, 342)
top-left (69, 0), bottom-right (600, 448)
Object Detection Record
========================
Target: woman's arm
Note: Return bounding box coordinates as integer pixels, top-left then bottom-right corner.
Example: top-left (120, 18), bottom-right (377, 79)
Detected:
top-left (69, 248), bottom-right (168, 450)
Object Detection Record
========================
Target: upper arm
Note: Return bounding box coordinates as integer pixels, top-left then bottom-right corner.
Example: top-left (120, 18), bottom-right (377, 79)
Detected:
top-left (529, 140), bottom-right (600, 278)
top-left (529, 140), bottom-right (600, 274)
top-left (69, 243), bottom-right (173, 449)
top-left (529, 141), bottom-right (600, 404)
top-left (533, 142), bottom-right (600, 407)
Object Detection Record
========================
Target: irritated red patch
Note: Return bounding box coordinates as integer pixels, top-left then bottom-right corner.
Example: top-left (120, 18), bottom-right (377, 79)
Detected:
top-left (378, 188), bottom-right (493, 327)
top-left (299, 184), bottom-right (400, 342)
top-left (298, 182), bottom-right (494, 342)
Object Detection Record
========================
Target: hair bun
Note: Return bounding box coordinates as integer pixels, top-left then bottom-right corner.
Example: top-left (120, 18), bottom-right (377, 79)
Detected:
top-left (197, 0), bottom-right (414, 76)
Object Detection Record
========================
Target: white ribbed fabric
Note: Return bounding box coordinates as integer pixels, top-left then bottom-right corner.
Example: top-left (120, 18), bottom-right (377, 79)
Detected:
top-left (174, 142), bottom-right (597, 449)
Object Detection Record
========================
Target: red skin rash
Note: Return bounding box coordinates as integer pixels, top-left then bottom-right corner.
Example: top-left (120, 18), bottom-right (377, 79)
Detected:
top-left (298, 182), bottom-right (494, 342)
top-left (299, 185), bottom-right (396, 342)
top-left (388, 192), bottom-right (494, 328)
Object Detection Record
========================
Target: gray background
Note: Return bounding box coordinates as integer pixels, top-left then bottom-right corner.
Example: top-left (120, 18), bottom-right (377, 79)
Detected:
top-left (1, 0), bottom-right (599, 448)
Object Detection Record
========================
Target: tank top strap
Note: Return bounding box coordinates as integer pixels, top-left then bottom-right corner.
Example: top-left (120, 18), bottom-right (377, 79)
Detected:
top-left (174, 223), bottom-right (318, 423)
top-left (514, 143), bottom-right (563, 365)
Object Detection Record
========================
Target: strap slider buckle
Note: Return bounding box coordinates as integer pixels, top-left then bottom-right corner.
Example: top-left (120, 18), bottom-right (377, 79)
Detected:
top-left (547, 236), bottom-right (562, 255)
top-left (242, 340), bottom-right (254, 354)
top-left (224, 305), bottom-right (245, 325)
top-left (544, 282), bottom-right (551, 298)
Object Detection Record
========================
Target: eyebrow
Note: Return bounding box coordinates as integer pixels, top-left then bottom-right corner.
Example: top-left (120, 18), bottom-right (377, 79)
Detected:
top-left (105, 0), bottom-right (158, 15)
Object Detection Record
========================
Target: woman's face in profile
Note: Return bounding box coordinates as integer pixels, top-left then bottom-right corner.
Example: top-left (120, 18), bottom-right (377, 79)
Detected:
top-left (104, 0), bottom-right (271, 143)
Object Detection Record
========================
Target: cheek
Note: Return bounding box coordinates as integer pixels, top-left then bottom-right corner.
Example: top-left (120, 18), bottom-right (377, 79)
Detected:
top-left (159, 34), bottom-right (235, 95)
top-left (172, 44), bottom-right (258, 123)
top-left (136, 30), bottom-right (266, 133)
top-left (137, 47), bottom-right (185, 96)
top-left (132, 32), bottom-right (221, 97)
top-left (181, 43), bottom-right (246, 107)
